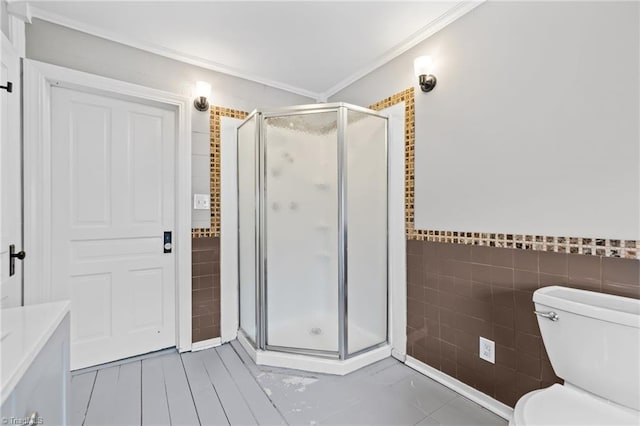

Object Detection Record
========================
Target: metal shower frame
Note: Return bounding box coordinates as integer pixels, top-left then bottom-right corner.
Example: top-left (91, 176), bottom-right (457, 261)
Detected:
top-left (236, 102), bottom-right (389, 361)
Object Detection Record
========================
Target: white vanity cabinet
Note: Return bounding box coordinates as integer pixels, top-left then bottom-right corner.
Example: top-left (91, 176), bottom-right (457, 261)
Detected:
top-left (1, 302), bottom-right (71, 426)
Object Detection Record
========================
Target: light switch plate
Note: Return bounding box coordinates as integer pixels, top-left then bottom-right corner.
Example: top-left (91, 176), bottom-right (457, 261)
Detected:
top-left (479, 336), bottom-right (495, 364)
top-left (193, 193), bottom-right (210, 210)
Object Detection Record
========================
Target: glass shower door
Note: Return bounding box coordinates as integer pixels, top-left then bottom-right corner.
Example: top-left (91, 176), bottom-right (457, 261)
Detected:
top-left (238, 116), bottom-right (258, 344)
top-left (345, 110), bottom-right (388, 355)
top-left (263, 111), bottom-right (339, 354)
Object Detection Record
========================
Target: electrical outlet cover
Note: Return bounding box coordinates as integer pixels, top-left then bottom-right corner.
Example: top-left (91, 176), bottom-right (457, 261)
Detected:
top-left (479, 336), bottom-right (495, 364)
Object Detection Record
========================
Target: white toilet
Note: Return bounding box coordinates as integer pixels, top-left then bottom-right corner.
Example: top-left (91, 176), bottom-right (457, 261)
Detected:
top-left (511, 286), bottom-right (640, 426)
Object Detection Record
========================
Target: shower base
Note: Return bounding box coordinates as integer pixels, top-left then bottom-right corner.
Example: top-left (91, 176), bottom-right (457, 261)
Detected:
top-left (238, 332), bottom-right (390, 375)
top-left (266, 313), bottom-right (384, 355)
top-left (237, 315), bottom-right (391, 375)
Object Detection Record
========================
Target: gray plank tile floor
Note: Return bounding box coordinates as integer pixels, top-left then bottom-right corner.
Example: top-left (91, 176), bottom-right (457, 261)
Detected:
top-left (71, 340), bottom-right (508, 426)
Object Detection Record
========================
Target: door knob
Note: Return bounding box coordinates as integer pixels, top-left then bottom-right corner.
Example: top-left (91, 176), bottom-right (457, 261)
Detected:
top-left (164, 231), bottom-right (172, 253)
top-left (9, 244), bottom-right (26, 276)
top-left (10, 249), bottom-right (26, 260)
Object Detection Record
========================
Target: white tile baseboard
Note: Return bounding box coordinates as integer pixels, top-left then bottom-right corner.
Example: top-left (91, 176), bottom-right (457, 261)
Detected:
top-left (191, 337), bottom-right (222, 352)
top-left (405, 355), bottom-right (514, 420)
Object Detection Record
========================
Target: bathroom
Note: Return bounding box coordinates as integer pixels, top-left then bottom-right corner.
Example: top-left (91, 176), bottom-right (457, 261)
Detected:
top-left (1, 1), bottom-right (638, 425)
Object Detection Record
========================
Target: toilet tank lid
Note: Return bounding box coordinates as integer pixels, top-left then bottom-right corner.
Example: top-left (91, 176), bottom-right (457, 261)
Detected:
top-left (533, 286), bottom-right (640, 328)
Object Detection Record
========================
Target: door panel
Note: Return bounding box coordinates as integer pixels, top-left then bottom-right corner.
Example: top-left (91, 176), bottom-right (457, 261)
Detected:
top-left (130, 267), bottom-right (164, 330)
top-left (69, 102), bottom-right (112, 226)
top-left (129, 112), bottom-right (163, 223)
top-left (51, 87), bottom-right (176, 369)
top-left (0, 34), bottom-right (22, 308)
top-left (71, 273), bottom-right (113, 341)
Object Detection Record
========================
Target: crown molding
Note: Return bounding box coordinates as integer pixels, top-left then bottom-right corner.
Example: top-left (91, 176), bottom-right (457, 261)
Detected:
top-left (28, 5), bottom-right (321, 100)
top-left (28, 1), bottom-right (484, 102)
top-left (319, 0), bottom-right (485, 100)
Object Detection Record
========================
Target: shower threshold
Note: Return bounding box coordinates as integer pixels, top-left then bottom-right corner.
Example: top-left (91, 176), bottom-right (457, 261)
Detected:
top-left (237, 332), bottom-right (391, 375)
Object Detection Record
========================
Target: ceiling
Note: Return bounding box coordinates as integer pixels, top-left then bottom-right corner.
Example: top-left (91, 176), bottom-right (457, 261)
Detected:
top-left (27, 1), bottom-right (481, 99)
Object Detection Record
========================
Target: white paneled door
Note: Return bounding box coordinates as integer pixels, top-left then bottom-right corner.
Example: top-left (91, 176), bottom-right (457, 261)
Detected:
top-left (0, 35), bottom-right (23, 308)
top-left (51, 87), bottom-right (177, 370)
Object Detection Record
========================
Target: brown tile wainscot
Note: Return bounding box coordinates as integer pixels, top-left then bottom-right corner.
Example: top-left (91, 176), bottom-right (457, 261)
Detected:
top-left (406, 240), bottom-right (640, 407)
top-left (192, 236), bottom-right (221, 342)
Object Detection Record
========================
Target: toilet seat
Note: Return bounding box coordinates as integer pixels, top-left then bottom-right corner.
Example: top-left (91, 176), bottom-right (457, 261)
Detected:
top-left (511, 384), bottom-right (640, 426)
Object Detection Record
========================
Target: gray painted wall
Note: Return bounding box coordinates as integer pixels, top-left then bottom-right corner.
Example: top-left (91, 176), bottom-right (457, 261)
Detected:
top-left (26, 18), bottom-right (313, 111)
top-left (26, 18), bottom-right (314, 229)
top-left (330, 1), bottom-right (640, 240)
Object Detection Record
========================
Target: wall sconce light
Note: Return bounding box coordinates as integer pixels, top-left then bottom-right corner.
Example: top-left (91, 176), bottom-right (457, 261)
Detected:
top-left (414, 55), bottom-right (437, 92)
top-left (193, 81), bottom-right (211, 111)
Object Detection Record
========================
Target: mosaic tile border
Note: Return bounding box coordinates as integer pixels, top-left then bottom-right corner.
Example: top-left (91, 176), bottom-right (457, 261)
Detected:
top-left (412, 231), bottom-right (637, 259)
top-left (192, 106), bottom-right (249, 239)
top-left (369, 88), bottom-right (416, 238)
top-left (369, 88), bottom-right (639, 259)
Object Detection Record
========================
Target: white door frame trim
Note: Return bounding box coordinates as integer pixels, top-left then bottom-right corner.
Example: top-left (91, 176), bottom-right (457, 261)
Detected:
top-left (23, 59), bottom-right (193, 352)
top-left (385, 102), bottom-right (407, 361)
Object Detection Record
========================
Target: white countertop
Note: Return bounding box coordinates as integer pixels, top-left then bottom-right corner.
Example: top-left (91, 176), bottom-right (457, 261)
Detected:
top-left (1, 301), bottom-right (70, 405)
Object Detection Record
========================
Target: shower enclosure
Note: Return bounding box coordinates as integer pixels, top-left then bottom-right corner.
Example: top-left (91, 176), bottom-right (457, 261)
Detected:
top-left (237, 103), bottom-right (388, 366)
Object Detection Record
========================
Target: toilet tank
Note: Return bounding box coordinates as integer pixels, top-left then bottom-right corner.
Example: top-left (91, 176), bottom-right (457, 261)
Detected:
top-left (533, 286), bottom-right (640, 411)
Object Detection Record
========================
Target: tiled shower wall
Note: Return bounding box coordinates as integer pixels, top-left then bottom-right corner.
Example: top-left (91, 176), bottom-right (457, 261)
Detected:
top-left (374, 87), bottom-right (640, 407)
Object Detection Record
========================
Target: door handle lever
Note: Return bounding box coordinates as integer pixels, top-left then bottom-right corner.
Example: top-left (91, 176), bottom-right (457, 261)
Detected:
top-left (10, 247), bottom-right (26, 260)
top-left (9, 244), bottom-right (26, 277)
